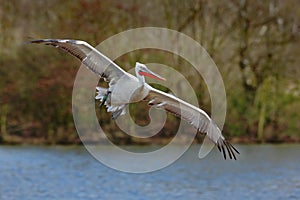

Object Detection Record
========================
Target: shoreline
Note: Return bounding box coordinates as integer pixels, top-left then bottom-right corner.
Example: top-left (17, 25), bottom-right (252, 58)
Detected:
top-left (1, 135), bottom-right (299, 146)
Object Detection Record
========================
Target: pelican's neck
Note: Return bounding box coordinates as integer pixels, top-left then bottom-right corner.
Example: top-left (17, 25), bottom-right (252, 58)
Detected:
top-left (135, 68), bottom-right (145, 85)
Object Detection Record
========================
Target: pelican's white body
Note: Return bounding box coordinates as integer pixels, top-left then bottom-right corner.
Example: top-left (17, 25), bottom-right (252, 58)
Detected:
top-left (31, 39), bottom-right (239, 160)
top-left (109, 73), bottom-right (151, 105)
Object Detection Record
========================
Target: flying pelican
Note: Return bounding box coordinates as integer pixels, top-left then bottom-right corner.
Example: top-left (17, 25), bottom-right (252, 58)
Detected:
top-left (31, 39), bottom-right (239, 160)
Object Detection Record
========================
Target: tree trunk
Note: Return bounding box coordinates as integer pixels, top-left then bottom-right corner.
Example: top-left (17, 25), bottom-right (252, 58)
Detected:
top-left (257, 103), bottom-right (266, 142)
top-left (0, 105), bottom-right (9, 143)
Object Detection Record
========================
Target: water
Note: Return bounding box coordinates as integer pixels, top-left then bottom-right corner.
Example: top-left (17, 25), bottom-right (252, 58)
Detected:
top-left (0, 145), bottom-right (300, 200)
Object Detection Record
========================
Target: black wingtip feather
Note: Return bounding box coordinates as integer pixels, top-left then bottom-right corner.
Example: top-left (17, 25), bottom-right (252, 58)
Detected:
top-left (227, 141), bottom-right (237, 160)
top-left (224, 142), bottom-right (232, 160)
top-left (217, 144), bottom-right (221, 152)
top-left (29, 39), bottom-right (44, 44)
top-left (218, 140), bottom-right (239, 160)
top-left (30, 39), bottom-right (55, 44)
top-left (221, 145), bottom-right (226, 160)
top-left (229, 143), bottom-right (240, 154)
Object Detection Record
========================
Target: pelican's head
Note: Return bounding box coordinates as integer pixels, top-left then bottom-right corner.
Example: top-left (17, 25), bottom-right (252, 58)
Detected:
top-left (135, 62), bottom-right (166, 83)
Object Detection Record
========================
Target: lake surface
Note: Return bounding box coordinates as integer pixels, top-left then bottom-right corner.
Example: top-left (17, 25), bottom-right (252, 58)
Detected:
top-left (0, 145), bottom-right (300, 200)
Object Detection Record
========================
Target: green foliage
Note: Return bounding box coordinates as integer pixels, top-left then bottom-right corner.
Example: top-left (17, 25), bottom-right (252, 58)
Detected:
top-left (0, 0), bottom-right (299, 144)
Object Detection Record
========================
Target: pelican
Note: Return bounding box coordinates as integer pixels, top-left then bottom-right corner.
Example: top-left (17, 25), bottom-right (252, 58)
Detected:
top-left (31, 39), bottom-right (239, 160)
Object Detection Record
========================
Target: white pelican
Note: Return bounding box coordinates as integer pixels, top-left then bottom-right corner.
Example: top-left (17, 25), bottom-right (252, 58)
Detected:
top-left (31, 39), bottom-right (239, 160)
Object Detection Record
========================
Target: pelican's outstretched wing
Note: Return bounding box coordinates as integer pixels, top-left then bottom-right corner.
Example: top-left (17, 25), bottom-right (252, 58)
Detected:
top-left (145, 88), bottom-right (239, 160)
top-left (30, 39), bottom-right (127, 86)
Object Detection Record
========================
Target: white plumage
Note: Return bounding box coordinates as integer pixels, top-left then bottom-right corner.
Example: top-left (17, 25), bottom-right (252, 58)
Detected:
top-left (31, 39), bottom-right (239, 160)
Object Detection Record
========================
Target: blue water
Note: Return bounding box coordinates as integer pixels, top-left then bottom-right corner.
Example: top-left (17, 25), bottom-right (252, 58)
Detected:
top-left (0, 145), bottom-right (300, 200)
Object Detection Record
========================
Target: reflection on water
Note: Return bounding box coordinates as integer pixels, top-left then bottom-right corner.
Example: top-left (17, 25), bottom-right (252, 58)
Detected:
top-left (0, 145), bottom-right (299, 199)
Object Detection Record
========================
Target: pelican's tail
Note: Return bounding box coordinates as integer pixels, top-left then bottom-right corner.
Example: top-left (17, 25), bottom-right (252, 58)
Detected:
top-left (95, 87), bottom-right (108, 105)
top-left (95, 87), bottom-right (126, 119)
top-left (109, 105), bottom-right (126, 119)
